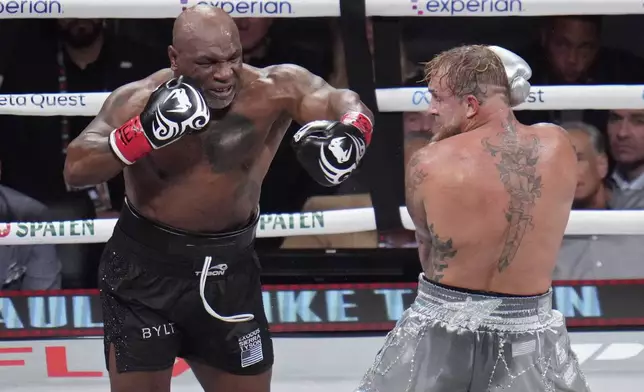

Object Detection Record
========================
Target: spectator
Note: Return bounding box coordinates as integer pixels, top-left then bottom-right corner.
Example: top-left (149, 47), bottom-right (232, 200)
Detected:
top-left (564, 122), bottom-right (610, 209)
top-left (0, 164), bottom-right (61, 290)
top-left (0, 19), bottom-right (168, 287)
top-left (403, 110), bottom-right (434, 166)
top-left (515, 16), bottom-right (644, 129)
top-left (524, 16), bottom-right (644, 86)
top-left (606, 110), bottom-right (644, 191)
top-left (237, 17), bottom-right (275, 64)
top-left (235, 17), bottom-right (333, 78)
top-left (564, 120), bottom-right (644, 209)
top-left (0, 19), bottom-right (167, 217)
top-left (554, 122), bottom-right (644, 279)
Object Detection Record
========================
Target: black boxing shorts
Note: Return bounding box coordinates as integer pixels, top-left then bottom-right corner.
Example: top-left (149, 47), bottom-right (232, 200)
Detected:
top-left (98, 199), bottom-right (273, 375)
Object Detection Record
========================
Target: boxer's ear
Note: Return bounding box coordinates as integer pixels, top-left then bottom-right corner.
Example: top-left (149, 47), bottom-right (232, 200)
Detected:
top-left (168, 45), bottom-right (178, 70)
top-left (465, 95), bottom-right (479, 119)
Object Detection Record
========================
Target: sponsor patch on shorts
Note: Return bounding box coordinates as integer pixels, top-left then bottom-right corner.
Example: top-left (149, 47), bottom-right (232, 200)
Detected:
top-left (238, 329), bottom-right (263, 368)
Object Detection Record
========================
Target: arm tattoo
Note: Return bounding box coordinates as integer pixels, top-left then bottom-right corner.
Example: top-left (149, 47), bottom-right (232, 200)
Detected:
top-left (424, 224), bottom-right (458, 283)
top-left (481, 113), bottom-right (543, 272)
top-left (405, 154), bottom-right (428, 207)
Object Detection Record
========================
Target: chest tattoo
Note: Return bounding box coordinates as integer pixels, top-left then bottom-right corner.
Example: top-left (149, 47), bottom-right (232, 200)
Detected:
top-left (202, 113), bottom-right (261, 172)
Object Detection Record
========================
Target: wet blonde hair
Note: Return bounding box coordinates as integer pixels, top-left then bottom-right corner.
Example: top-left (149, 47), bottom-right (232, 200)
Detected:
top-left (424, 45), bottom-right (510, 103)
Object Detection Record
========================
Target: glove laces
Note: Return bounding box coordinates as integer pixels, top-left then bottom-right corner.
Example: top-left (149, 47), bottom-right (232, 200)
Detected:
top-left (199, 256), bottom-right (255, 323)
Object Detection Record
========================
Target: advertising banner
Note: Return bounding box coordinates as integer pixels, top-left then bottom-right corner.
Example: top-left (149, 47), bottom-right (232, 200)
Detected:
top-left (2, 280), bottom-right (643, 338)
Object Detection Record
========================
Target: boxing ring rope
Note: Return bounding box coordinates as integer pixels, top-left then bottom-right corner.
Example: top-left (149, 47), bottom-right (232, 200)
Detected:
top-left (0, 209), bottom-right (643, 245)
top-left (2, 85), bottom-right (644, 117)
top-left (0, 0), bottom-right (642, 245)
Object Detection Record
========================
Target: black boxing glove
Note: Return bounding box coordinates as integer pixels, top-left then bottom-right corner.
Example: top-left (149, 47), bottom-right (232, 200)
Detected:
top-left (109, 75), bottom-right (210, 165)
top-left (292, 111), bottom-right (373, 187)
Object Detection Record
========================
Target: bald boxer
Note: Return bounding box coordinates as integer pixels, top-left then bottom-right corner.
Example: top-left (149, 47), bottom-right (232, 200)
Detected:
top-left (355, 45), bottom-right (590, 392)
top-left (63, 5), bottom-right (373, 392)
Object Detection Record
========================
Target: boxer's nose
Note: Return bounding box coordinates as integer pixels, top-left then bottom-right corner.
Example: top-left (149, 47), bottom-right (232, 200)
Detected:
top-left (212, 63), bottom-right (234, 83)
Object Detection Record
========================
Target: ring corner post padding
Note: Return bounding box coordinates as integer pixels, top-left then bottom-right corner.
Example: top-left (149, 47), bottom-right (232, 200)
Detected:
top-left (371, 16), bottom-right (406, 232)
top-left (339, 0), bottom-right (405, 232)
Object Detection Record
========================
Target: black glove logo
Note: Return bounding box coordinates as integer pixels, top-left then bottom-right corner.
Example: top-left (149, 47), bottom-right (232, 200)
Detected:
top-left (152, 79), bottom-right (210, 142)
top-left (328, 137), bottom-right (352, 163)
top-left (319, 133), bottom-right (366, 185)
top-left (165, 88), bottom-right (192, 114)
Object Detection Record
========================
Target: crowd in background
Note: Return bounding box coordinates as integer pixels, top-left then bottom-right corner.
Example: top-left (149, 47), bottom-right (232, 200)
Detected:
top-left (0, 14), bottom-right (643, 291)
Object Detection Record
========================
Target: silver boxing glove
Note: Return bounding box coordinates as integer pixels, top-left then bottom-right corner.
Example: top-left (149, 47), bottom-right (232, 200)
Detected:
top-left (487, 45), bottom-right (532, 107)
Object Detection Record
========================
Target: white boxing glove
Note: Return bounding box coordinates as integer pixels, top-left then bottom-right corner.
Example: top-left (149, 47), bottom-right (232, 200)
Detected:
top-left (487, 45), bottom-right (532, 107)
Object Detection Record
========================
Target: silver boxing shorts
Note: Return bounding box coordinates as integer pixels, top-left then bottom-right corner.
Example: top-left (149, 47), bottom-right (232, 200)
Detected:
top-left (355, 274), bottom-right (591, 392)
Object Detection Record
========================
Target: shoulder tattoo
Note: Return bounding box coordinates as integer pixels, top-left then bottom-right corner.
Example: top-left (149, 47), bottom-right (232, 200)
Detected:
top-left (405, 153), bottom-right (428, 207)
top-left (481, 113), bottom-right (543, 272)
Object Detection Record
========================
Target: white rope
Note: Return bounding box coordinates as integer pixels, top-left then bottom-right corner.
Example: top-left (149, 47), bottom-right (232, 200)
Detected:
top-left (0, 208), bottom-right (641, 245)
top-left (1, 85), bottom-right (642, 117)
top-left (365, 0), bottom-right (644, 17)
top-left (0, 208), bottom-right (377, 245)
top-left (376, 85), bottom-right (644, 113)
top-left (0, 0), bottom-right (340, 19)
top-left (400, 207), bottom-right (644, 236)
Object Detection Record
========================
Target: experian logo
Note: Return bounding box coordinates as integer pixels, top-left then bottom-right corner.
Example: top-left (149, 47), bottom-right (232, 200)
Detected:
top-left (0, 0), bottom-right (63, 15)
top-left (182, 0), bottom-right (294, 15)
top-left (410, 0), bottom-right (523, 16)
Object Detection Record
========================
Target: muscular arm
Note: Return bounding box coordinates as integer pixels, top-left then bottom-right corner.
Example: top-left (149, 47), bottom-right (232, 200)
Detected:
top-left (272, 64), bottom-right (374, 126)
top-left (273, 64), bottom-right (374, 187)
top-left (63, 69), bottom-right (171, 187)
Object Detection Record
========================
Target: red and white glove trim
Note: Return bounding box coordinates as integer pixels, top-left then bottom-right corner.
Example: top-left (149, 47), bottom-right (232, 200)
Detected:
top-left (341, 111), bottom-right (373, 145)
top-left (108, 116), bottom-right (153, 165)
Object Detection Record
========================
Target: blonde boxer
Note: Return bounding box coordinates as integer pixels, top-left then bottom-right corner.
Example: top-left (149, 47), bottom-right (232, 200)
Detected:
top-left (355, 45), bottom-right (591, 392)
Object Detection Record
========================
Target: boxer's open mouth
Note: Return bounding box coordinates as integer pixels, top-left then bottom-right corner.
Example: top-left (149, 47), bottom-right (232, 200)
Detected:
top-left (211, 86), bottom-right (233, 96)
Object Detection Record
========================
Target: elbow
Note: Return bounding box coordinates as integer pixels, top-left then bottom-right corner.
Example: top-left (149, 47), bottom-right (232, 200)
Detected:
top-left (63, 160), bottom-right (82, 188)
top-left (63, 150), bottom-right (88, 188)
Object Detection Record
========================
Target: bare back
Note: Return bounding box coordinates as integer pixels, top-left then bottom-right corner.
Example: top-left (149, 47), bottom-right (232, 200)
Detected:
top-left (407, 113), bottom-right (577, 295)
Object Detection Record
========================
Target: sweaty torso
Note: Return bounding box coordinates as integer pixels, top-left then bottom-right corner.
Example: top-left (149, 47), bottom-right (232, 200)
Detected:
top-left (408, 115), bottom-right (577, 295)
top-left (121, 66), bottom-right (293, 232)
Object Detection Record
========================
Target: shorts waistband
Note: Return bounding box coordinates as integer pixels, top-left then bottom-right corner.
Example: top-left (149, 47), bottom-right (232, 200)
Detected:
top-left (114, 199), bottom-right (259, 257)
top-left (412, 274), bottom-right (554, 332)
